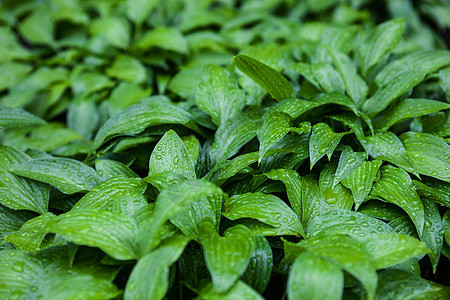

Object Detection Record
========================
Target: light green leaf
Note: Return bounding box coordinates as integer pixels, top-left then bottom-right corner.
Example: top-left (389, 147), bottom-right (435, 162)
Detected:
top-left (312, 63), bottom-right (345, 94)
top-left (92, 103), bottom-right (193, 151)
top-left (223, 193), bottom-right (304, 237)
top-left (241, 236), bottom-right (272, 294)
top-left (0, 204), bottom-right (34, 234)
top-left (107, 82), bottom-right (152, 114)
top-left (90, 16), bottom-right (130, 48)
top-left (0, 106), bottom-right (46, 129)
top-left (17, 7), bottom-right (54, 46)
top-left (333, 146), bottom-right (366, 188)
top-left (47, 209), bottom-right (137, 260)
top-left (106, 54), bottom-right (148, 84)
top-left (196, 65), bottom-right (246, 127)
top-left (288, 251), bottom-right (343, 300)
top-left (373, 99), bottom-right (450, 132)
top-left (309, 122), bottom-right (346, 169)
top-left (149, 130), bottom-right (196, 179)
top-left (440, 67), bottom-right (450, 100)
top-left (233, 54), bottom-right (294, 102)
top-left (67, 97), bottom-right (98, 140)
top-left (341, 160), bottom-right (383, 209)
top-left (199, 281), bottom-right (263, 300)
top-left (420, 199), bottom-right (443, 273)
top-left (376, 269), bottom-right (450, 300)
top-left (209, 108), bottom-right (262, 165)
top-left (124, 235), bottom-right (189, 300)
top-left (306, 210), bottom-right (395, 239)
top-left (359, 18), bottom-right (406, 76)
top-left (363, 50), bottom-right (450, 117)
top-left (95, 159), bottom-right (139, 181)
top-left (70, 68), bottom-right (114, 98)
top-left (319, 163), bottom-right (354, 211)
top-left (366, 132), bottom-right (416, 174)
top-left (0, 145), bottom-right (31, 170)
top-left (126, 0), bottom-right (160, 25)
top-left (134, 27), bottom-right (188, 54)
top-left (11, 157), bottom-right (100, 194)
top-left (371, 165), bottom-right (425, 236)
top-left (73, 177), bottom-right (147, 215)
top-left (400, 132), bottom-right (450, 182)
top-left (200, 222), bottom-right (255, 293)
top-left (0, 62), bottom-right (33, 91)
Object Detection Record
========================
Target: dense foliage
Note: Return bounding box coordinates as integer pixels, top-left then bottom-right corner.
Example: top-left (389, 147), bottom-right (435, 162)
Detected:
top-left (1, 0), bottom-right (450, 299)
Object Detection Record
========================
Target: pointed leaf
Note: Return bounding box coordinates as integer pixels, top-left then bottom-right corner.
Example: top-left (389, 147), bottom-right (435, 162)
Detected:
top-left (444, 210), bottom-right (450, 247)
top-left (149, 130), bottom-right (196, 179)
top-left (333, 147), bottom-right (366, 188)
top-left (223, 193), bottom-right (304, 237)
top-left (0, 107), bottom-right (46, 129)
top-left (400, 132), bottom-right (450, 182)
top-left (0, 204), bottom-right (34, 234)
top-left (420, 199), bottom-right (443, 273)
top-left (199, 281), bottom-right (263, 300)
top-left (309, 122), bottom-right (346, 169)
top-left (288, 251), bottom-right (343, 300)
top-left (11, 157), bottom-right (100, 194)
top-left (233, 54), bottom-right (294, 102)
top-left (205, 152), bottom-right (259, 186)
top-left (200, 223), bottom-right (255, 293)
top-left (414, 180), bottom-right (450, 208)
top-left (95, 159), bottom-right (139, 181)
top-left (312, 63), bottom-right (345, 94)
top-left (241, 236), bottom-right (272, 294)
top-left (371, 165), bottom-right (425, 236)
top-left (341, 160), bottom-right (383, 209)
top-left (134, 27), bottom-right (187, 54)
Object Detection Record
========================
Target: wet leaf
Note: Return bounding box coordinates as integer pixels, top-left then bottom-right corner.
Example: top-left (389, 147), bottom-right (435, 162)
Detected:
top-left (95, 159), bottom-right (139, 181)
top-left (0, 107), bottom-right (46, 129)
top-left (241, 236), bottom-right (273, 294)
top-left (0, 204), bottom-right (34, 233)
top-left (444, 210), bottom-right (450, 247)
top-left (333, 146), bottom-right (366, 188)
top-left (420, 199), bottom-right (443, 273)
top-left (309, 122), bottom-right (346, 169)
top-left (134, 27), bottom-right (187, 54)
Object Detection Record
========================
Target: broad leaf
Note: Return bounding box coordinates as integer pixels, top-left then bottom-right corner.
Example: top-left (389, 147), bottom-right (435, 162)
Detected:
top-left (134, 27), bottom-right (187, 54)
top-left (420, 199), bottom-right (443, 273)
top-left (309, 122), bottom-right (346, 169)
top-left (233, 54), bottom-right (294, 102)
top-left (205, 152), bottom-right (259, 186)
top-left (371, 165), bottom-right (425, 236)
top-left (333, 146), bottom-right (366, 188)
top-left (312, 63), bottom-right (345, 94)
top-left (444, 210), bottom-right (450, 247)
top-left (0, 204), bottom-right (34, 234)
top-left (0, 107), bottom-right (46, 129)
top-left (95, 159), bottom-right (139, 181)
top-left (241, 236), bottom-right (273, 294)
top-left (11, 157), bottom-right (101, 194)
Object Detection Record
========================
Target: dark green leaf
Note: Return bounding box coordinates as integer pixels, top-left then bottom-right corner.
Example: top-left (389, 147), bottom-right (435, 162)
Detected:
top-left (309, 122), bottom-right (346, 169)
top-left (95, 159), bottom-right (139, 181)
top-left (420, 199), bottom-right (443, 273)
top-left (241, 236), bottom-right (273, 294)
top-left (333, 146), bottom-right (366, 188)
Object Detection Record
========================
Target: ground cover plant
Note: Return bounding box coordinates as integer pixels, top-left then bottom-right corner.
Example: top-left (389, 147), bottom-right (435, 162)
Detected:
top-left (1, 0), bottom-right (450, 299)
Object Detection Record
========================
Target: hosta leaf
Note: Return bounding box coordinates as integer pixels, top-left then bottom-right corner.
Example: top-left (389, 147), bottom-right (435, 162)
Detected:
top-left (358, 200), bottom-right (405, 222)
top-left (0, 204), bottom-right (34, 233)
top-left (389, 216), bottom-right (419, 238)
top-left (359, 18), bottom-right (406, 76)
top-left (420, 199), bottom-right (443, 273)
top-left (205, 152), bottom-right (259, 186)
top-left (200, 222), bottom-right (255, 293)
top-left (92, 103), bottom-right (194, 151)
top-left (17, 7), bottom-right (54, 46)
top-left (0, 62), bottom-right (32, 91)
top-left (0, 145), bottom-right (31, 170)
top-left (400, 132), bottom-right (450, 182)
top-left (366, 132), bottom-right (416, 174)
top-left (199, 281), bottom-right (263, 300)
top-left (11, 157), bottom-right (101, 194)
top-left (73, 177), bottom-right (147, 215)
top-left (319, 163), bottom-right (354, 210)
top-left (223, 193), bottom-right (304, 237)
top-left (106, 54), bottom-right (147, 84)
top-left (376, 269), bottom-right (450, 300)
top-left (209, 108), bottom-right (262, 165)
top-left (67, 97), bottom-right (98, 140)
top-left (361, 233), bottom-right (429, 269)
top-left (196, 65), bottom-right (246, 127)
top-left (90, 16), bottom-right (130, 49)
top-left (0, 170), bottom-right (49, 214)
top-left (309, 122), bottom-right (346, 169)
top-left (373, 99), bottom-right (450, 132)
top-left (233, 54), bottom-right (294, 102)
top-left (371, 165), bottom-right (425, 236)
top-left (341, 160), bottom-right (383, 209)
top-left (306, 210), bottom-right (395, 239)
top-left (269, 98), bottom-right (322, 119)
top-left (0, 106), bottom-right (46, 129)
top-left (124, 235), bottom-right (189, 300)
top-left (134, 27), bottom-right (188, 54)
top-left (126, 0), bottom-right (160, 25)
top-left (288, 251), bottom-right (343, 300)
top-left (149, 130), bottom-right (196, 179)
top-left (241, 236), bottom-right (273, 294)
top-left (444, 210), bottom-right (450, 247)
top-left (363, 50), bottom-right (450, 117)
top-left (333, 146), bottom-right (366, 188)
top-left (95, 159), bottom-right (139, 181)
top-left (328, 112), bottom-right (367, 146)
top-left (312, 63), bottom-right (345, 94)
top-left (46, 209), bottom-right (137, 260)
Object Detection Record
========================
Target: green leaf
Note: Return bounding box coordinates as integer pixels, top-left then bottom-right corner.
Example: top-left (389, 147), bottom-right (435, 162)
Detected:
top-left (312, 63), bottom-right (345, 94)
top-left (17, 7), bottom-right (54, 46)
top-left (199, 281), bottom-right (263, 300)
top-left (373, 99), bottom-right (450, 132)
top-left (0, 204), bottom-right (34, 234)
top-left (70, 68), bottom-right (114, 98)
top-left (359, 18), bottom-right (406, 76)
top-left (200, 222), bottom-right (255, 293)
top-left (361, 233), bottom-right (429, 269)
top-left (309, 122), bottom-right (346, 169)
top-left (92, 103), bottom-right (194, 151)
top-left (107, 82), bottom-right (152, 114)
top-left (233, 54), bottom-right (294, 102)
top-left (358, 200), bottom-right (407, 221)
top-left (400, 132), bottom-right (450, 182)
top-left (47, 209), bottom-right (137, 260)
top-left (73, 177), bottom-right (147, 215)
top-left (134, 27), bottom-right (188, 54)
top-left (376, 269), bottom-right (450, 300)
top-left (341, 160), bottom-right (383, 209)
top-left (414, 179), bottom-right (450, 208)
top-left (124, 235), bottom-right (189, 300)
top-left (288, 251), bottom-right (343, 300)
top-left (95, 159), bottom-right (139, 181)
top-left (0, 107), bottom-right (46, 129)
top-left (67, 97), bottom-right (98, 140)
top-left (306, 210), bottom-right (395, 239)
top-left (126, 0), bottom-right (160, 25)
top-left (196, 65), bottom-right (246, 127)
top-left (205, 152), bottom-right (259, 186)
top-left (0, 62), bottom-right (33, 91)
top-left (371, 165), bottom-right (425, 236)
top-left (241, 236), bottom-right (273, 294)
top-left (420, 199), bottom-right (443, 273)
top-left (362, 50), bottom-right (450, 117)
top-left (0, 145), bottom-right (31, 170)
top-left (333, 146), bottom-right (366, 188)
top-left (11, 157), bottom-right (100, 194)
top-left (209, 108), bottom-right (262, 165)
top-left (444, 210), bottom-right (450, 247)
top-left (149, 130), bottom-right (196, 179)
top-left (366, 132), bottom-right (416, 174)
top-left (106, 54), bottom-right (148, 84)
top-left (90, 16), bottom-right (130, 48)
top-left (223, 193), bottom-right (304, 237)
